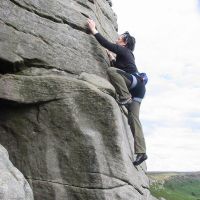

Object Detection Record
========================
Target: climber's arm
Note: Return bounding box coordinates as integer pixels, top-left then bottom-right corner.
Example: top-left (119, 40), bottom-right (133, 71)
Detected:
top-left (94, 33), bottom-right (126, 55)
top-left (87, 19), bottom-right (126, 56)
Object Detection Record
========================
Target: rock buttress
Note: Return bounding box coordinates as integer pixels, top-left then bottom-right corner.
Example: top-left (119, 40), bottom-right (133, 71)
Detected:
top-left (0, 0), bottom-right (158, 199)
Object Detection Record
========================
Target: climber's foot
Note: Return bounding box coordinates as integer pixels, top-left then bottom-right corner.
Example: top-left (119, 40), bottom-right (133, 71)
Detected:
top-left (133, 153), bottom-right (148, 166)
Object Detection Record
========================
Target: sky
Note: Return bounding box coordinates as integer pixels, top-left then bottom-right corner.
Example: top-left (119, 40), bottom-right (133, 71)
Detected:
top-left (112, 0), bottom-right (200, 172)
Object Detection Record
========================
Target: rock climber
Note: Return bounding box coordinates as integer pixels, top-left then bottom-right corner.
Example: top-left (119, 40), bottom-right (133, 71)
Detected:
top-left (87, 19), bottom-right (148, 166)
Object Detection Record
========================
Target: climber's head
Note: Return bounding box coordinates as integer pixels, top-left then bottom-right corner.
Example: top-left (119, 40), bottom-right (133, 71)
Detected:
top-left (116, 31), bottom-right (136, 51)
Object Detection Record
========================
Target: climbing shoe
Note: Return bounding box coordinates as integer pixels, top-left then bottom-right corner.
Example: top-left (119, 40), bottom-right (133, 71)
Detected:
top-left (117, 97), bottom-right (132, 105)
top-left (133, 153), bottom-right (148, 166)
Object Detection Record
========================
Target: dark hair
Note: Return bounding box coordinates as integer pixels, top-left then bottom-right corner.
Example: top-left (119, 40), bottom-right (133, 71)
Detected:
top-left (122, 31), bottom-right (136, 51)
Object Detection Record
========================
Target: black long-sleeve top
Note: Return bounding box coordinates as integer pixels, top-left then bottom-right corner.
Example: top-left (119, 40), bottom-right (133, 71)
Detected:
top-left (94, 33), bottom-right (138, 74)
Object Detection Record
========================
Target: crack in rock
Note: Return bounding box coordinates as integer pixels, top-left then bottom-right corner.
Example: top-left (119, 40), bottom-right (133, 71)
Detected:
top-left (9, 0), bottom-right (88, 34)
top-left (76, 1), bottom-right (91, 10)
top-left (0, 98), bottom-right (62, 106)
top-left (25, 171), bottom-right (144, 195)
top-left (1, 20), bottom-right (50, 46)
top-left (26, 177), bottom-right (129, 190)
top-left (87, 171), bottom-right (143, 195)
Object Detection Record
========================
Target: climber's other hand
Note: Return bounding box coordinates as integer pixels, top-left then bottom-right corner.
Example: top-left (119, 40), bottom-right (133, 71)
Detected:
top-left (106, 50), bottom-right (116, 61)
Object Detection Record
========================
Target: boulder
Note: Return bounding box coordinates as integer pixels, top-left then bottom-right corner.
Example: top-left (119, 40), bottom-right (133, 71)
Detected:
top-left (79, 72), bottom-right (115, 96)
top-left (0, 144), bottom-right (34, 200)
top-left (0, 74), bottom-right (149, 199)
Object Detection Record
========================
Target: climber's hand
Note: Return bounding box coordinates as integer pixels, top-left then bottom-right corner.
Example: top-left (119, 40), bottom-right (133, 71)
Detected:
top-left (106, 49), bottom-right (112, 57)
top-left (87, 19), bottom-right (98, 35)
top-left (106, 50), bottom-right (116, 61)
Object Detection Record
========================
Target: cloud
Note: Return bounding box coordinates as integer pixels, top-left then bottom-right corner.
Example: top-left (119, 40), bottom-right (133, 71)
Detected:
top-left (112, 0), bottom-right (200, 171)
top-left (146, 127), bottom-right (200, 171)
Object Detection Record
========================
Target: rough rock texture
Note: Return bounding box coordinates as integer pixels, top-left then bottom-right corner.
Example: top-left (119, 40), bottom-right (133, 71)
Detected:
top-left (0, 144), bottom-right (34, 200)
top-left (0, 0), bottom-right (117, 76)
top-left (0, 0), bottom-right (157, 199)
top-left (106, 0), bottom-right (113, 7)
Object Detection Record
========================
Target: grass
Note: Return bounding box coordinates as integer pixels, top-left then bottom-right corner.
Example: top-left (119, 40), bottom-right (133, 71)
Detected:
top-left (150, 177), bottom-right (200, 200)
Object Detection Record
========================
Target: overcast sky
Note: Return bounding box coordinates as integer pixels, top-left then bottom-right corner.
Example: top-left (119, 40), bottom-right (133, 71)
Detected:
top-left (112, 0), bottom-right (200, 172)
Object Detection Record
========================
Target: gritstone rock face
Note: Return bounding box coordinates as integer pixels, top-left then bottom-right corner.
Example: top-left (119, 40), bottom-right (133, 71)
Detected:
top-left (0, 0), bottom-right (158, 199)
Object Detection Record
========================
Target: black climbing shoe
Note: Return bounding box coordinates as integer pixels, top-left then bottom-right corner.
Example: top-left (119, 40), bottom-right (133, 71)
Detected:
top-left (117, 97), bottom-right (132, 105)
top-left (133, 153), bottom-right (148, 166)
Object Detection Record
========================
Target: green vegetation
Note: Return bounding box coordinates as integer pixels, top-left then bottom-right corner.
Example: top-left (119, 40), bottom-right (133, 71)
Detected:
top-left (148, 172), bottom-right (200, 200)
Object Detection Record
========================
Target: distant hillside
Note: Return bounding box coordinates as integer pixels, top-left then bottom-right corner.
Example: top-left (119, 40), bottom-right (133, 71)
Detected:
top-left (148, 172), bottom-right (200, 200)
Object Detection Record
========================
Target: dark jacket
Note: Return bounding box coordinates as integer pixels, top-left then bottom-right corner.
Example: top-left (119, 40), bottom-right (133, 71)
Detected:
top-left (94, 33), bottom-right (138, 74)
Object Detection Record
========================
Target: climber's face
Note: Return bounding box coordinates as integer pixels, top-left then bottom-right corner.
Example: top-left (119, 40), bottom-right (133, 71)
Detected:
top-left (116, 35), bottom-right (127, 46)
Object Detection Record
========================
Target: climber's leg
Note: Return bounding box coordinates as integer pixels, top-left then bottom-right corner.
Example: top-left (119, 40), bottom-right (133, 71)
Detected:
top-left (127, 101), bottom-right (147, 165)
top-left (107, 67), bottom-right (132, 104)
top-left (127, 101), bottom-right (146, 154)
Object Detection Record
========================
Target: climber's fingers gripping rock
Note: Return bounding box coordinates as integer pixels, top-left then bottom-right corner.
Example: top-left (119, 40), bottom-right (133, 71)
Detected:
top-left (87, 19), bottom-right (98, 35)
top-left (106, 50), bottom-right (116, 61)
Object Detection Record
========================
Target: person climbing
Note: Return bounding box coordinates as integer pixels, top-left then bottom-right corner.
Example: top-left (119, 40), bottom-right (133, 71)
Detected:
top-left (87, 18), bottom-right (147, 166)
